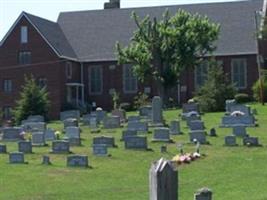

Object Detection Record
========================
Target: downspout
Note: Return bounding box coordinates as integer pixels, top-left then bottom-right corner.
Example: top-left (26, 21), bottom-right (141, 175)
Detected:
top-left (80, 62), bottom-right (85, 105)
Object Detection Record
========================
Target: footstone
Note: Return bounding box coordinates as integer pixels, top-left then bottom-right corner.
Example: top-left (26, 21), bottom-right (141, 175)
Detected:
top-left (65, 126), bottom-right (80, 139)
top-left (152, 96), bottom-right (163, 124)
top-left (103, 116), bottom-right (120, 129)
top-left (67, 155), bottom-right (88, 167)
top-left (243, 137), bottom-right (260, 146)
top-left (121, 130), bottom-right (137, 141)
top-left (152, 128), bottom-right (172, 142)
top-left (194, 188), bottom-right (212, 200)
top-left (93, 136), bottom-right (115, 148)
top-left (209, 128), bottom-right (217, 137)
top-left (0, 144), bottom-right (7, 153)
top-left (63, 118), bottom-right (78, 129)
top-left (44, 129), bottom-right (56, 141)
top-left (127, 121), bottom-right (148, 132)
top-left (52, 141), bottom-right (70, 154)
top-left (93, 144), bottom-right (108, 156)
top-left (124, 136), bottom-right (148, 150)
top-left (189, 131), bottom-right (207, 144)
top-left (42, 155), bottom-right (51, 165)
top-left (232, 126), bottom-right (247, 137)
top-left (32, 132), bottom-right (46, 146)
top-left (2, 127), bottom-right (23, 141)
top-left (169, 120), bottom-right (181, 135)
top-left (160, 145), bottom-right (167, 153)
top-left (224, 136), bottom-right (237, 146)
top-left (9, 152), bottom-right (26, 164)
top-left (18, 141), bottom-right (32, 153)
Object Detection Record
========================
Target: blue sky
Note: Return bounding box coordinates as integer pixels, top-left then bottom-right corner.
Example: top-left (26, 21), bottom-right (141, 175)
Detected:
top-left (0, 0), bottom-right (238, 40)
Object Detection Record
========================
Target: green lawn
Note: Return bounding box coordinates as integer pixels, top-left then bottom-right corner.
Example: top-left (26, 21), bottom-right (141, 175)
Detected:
top-left (0, 103), bottom-right (267, 200)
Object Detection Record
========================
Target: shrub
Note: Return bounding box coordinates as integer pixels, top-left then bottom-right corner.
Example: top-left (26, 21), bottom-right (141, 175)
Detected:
top-left (252, 79), bottom-right (267, 102)
top-left (111, 90), bottom-right (120, 110)
top-left (194, 59), bottom-right (236, 112)
top-left (234, 93), bottom-right (251, 103)
top-left (133, 92), bottom-right (150, 109)
top-left (13, 75), bottom-right (50, 124)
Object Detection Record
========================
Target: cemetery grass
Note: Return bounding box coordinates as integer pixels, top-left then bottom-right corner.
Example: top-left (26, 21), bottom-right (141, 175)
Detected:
top-left (1, 103), bottom-right (267, 200)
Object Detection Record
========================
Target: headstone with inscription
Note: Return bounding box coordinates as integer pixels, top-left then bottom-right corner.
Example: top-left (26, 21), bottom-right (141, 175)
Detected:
top-left (67, 155), bottom-right (88, 167)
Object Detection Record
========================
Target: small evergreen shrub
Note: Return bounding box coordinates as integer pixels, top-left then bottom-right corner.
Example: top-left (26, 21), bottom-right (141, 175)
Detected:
top-left (234, 93), bottom-right (251, 103)
top-left (252, 79), bottom-right (267, 102)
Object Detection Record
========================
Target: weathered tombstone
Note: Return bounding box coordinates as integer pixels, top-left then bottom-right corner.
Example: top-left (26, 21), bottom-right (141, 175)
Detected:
top-left (189, 120), bottom-right (205, 131)
top-left (152, 128), bottom-right (172, 143)
top-left (93, 136), bottom-right (116, 148)
top-left (63, 118), bottom-right (78, 129)
top-left (152, 96), bottom-right (163, 124)
top-left (194, 188), bottom-right (212, 200)
top-left (127, 121), bottom-right (148, 132)
top-left (149, 158), bottom-right (178, 200)
top-left (89, 117), bottom-right (99, 132)
top-left (209, 128), bottom-right (217, 137)
top-left (44, 128), bottom-right (56, 141)
top-left (52, 141), bottom-right (70, 154)
top-left (232, 126), bottom-right (247, 137)
top-left (96, 109), bottom-right (107, 122)
top-left (18, 141), bottom-right (32, 153)
top-left (229, 104), bottom-right (251, 116)
top-left (27, 115), bottom-right (45, 122)
top-left (23, 122), bottom-right (46, 132)
top-left (0, 144), bottom-right (7, 153)
top-left (169, 120), bottom-right (181, 135)
top-left (111, 109), bottom-right (127, 123)
top-left (139, 105), bottom-right (152, 118)
top-left (32, 132), bottom-right (46, 146)
top-left (9, 152), bottom-right (26, 164)
top-left (189, 131), bottom-right (207, 144)
top-left (182, 103), bottom-right (199, 113)
top-left (125, 136), bottom-right (148, 150)
top-left (243, 137), bottom-right (260, 146)
top-left (186, 114), bottom-right (201, 126)
top-left (93, 144), bottom-right (109, 156)
top-left (128, 115), bottom-right (140, 122)
top-left (65, 126), bottom-right (80, 139)
top-left (42, 155), bottom-right (51, 165)
top-left (67, 155), bottom-right (88, 167)
top-left (82, 114), bottom-right (91, 125)
top-left (2, 127), bottom-right (23, 141)
top-left (103, 116), bottom-right (120, 129)
top-left (66, 137), bottom-right (81, 146)
top-left (224, 136), bottom-right (237, 146)
top-left (121, 130), bottom-right (137, 141)
top-left (221, 115), bottom-right (256, 127)
top-left (60, 110), bottom-right (80, 121)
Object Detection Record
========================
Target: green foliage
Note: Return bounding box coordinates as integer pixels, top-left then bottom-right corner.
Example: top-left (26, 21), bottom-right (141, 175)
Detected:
top-left (133, 92), bottom-right (150, 109)
top-left (116, 9), bottom-right (220, 96)
top-left (194, 59), bottom-right (236, 112)
top-left (111, 90), bottom-right (120, 110)
top-left (234, 93), bottom-right (251, 104)
top-left (13, 75), bottom-right (50, 124)
top-left (252, 79), bottom-right (267, 102)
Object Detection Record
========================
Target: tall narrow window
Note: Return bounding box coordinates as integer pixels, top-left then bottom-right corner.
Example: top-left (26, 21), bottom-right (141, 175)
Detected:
top-left (18, 51), bottom-right (31, 65)
top-left (231, 58), bottom-right (247, 89)
top-left (89, 66), bottom-right (103, 94)
top-left (3, 107), bottom-right (12, 119)
top-left (3, 79), bottom-right (12, 93)
top-left (123, 64), bottom-right (137, 93)
top-left (65, 62), bottom-right (72, 79)
top-left (38, 77), bottom-right (47, 88)
top-left (21, 26), bottom-right (28, 43)
top-left (195, 61), bottom-right (209, 89)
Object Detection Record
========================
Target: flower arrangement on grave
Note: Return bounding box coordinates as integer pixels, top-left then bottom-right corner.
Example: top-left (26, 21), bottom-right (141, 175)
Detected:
top-left (55, 131), bottom-right (61, 139)
top-left (23, 131), bottom-right (31, 141)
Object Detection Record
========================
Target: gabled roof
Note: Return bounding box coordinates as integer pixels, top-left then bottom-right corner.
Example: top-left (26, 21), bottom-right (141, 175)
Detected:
top-left (57, 0), bottom-right (264, 62)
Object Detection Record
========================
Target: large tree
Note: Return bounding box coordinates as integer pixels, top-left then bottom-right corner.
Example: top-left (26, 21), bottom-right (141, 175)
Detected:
top-left (116, 9), bottom-right (220, 102)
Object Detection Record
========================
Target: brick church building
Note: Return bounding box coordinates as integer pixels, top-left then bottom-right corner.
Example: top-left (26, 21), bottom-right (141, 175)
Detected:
top-left (0, 0), bottom-right (266, 119)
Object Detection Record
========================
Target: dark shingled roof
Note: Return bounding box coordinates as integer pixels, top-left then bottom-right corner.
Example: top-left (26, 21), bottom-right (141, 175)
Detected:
top-left (57, 0), bottom-right (264, 62)
top-left (25, 12), bottom-right (77, 59)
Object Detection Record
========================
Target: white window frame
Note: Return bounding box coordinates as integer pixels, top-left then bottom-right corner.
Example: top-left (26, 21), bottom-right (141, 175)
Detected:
top-left (3, 79), bottom-right (12, 93)
top-left (21, 26), bottom-right (28, 44)
top-left (231, 58), bottom-right (247, 89)
top-left (89, 65), bottom-right (103, 95)
top-left (194, 61), bottom-right (209, 89)
top-left (123, 64), bottom-right (138, 94)
top-left (65, 62), bottom-right (72, 79)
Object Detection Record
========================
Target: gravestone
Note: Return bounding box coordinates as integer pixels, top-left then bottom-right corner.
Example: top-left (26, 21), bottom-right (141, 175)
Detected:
top-left (103, 116), bottom-right (120, 129)
top-left (2, 127), bottom-right (23, 141)
top-left (42, 155), bottom-right (51, 165)
top-left (224, 135), bottom-right (237, 146)
top-left (67, 155), bottom-right (88, 167)
top-left (225, 99), bottom-right (236, 113)
top-left (66, 138), bottom-right (81, 146)
top-left (127, 121), bottom-right (148, 132)
top-left (32, 132), bottom-right (46, 146)
top-left (186, 114), bottom-right (201, 126)
top-left (44, 129), bottom-right (56, 141)
top-left (63, 118), bottom-right (78, 129)
top-left (243, 137), bottom-right (260, 146)
top-left (149, 158), bottom-right (178, 200)
top-left (229, 104), bottom-right (251, 116)
top-left (194, 188), bottom-right (212, 200)
top-left (160, 145), bottom-right (167, 153)
top-left (18, 141), bottom-right (32, 153)
top-left (60, 110), bottom-right (80, 121)
top-left (169, 120), bottom-right (181, 135)
top-left (82, 114), bottom-right (91, 125)
top-left (152, 128), bottom-right (172, 143)
top-left (52, 141), bottom-right (70, 154)
top-left (152, 96), bottom-right (163, 124)
top-left (93, 144), bottom-right (109, 156)
top-left (128, 116), bottom-right (140, 122)
top-left (209, 128), bottom-right (217, 137)
top-left (125, 136), bottom-right (148, 150)
top-left (23, 122), bottom-right (46, 132)
top-left (93, 136), bottom-right (116, 148)
top-left (189, 131), bottom-right (207, 144)
top-left (121, 130), bottom-right (137, 141)
top-left (65, 127), bottom-right (80, 139)
top-left (96, 109), bottom-right (107, 122)
top-left (189, 120), bottom-right (205, 131)
top-left (139, 105), bottom-right (152, 118)
top-left (89, 117), bottom-right (99, 132)
top-left (182, 103), bottom-right (199, 113)
top-left (232, 126), bottom-right (247, 137)
top-left (9, 152), bottom-right (26, 164)
top-left (27, 115), bottom-right (44, 122)
top-left (0, 144), bottom-right (7, 153)
top-left (111, 109), bottom-right (126, 122)
top-left (221, 115), bottom-right (255, 127)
